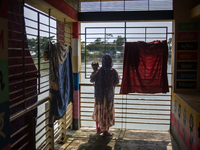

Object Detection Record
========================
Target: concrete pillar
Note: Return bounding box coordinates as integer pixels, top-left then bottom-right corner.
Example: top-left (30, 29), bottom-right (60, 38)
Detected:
top-left (72, 22), bottom-right (80, 130)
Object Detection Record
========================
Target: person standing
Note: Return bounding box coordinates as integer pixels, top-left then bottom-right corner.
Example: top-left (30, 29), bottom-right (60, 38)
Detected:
top-left (90, 61), bottom-right (99, 82)
top-left (90, 54), bottom-right (119, 136)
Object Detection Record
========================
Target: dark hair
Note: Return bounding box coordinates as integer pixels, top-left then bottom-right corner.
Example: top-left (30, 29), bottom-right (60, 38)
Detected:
top-left (91, 62), bottom-right (99, 67)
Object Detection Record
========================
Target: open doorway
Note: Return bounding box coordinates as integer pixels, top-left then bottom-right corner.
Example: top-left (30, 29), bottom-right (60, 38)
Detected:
top-left (79, 21), bottom-right (173, 131)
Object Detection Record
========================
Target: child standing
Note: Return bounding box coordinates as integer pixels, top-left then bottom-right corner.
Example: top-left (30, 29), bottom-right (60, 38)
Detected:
top-left (90, 61), bottom-right (99, 82)
top-left (90, 61), bottom-right (101, 134)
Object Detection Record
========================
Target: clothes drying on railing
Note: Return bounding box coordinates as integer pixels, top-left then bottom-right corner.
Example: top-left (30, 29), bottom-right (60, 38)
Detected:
top-left (43, 42), bottom-right (74, 127)
top-left (120, 40), bottom-right (169, 94)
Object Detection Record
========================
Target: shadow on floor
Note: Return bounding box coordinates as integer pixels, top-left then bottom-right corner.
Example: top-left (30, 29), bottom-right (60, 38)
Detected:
top-left (77, 134), bottom-right (112, 150)
top-left (55, 127), bottom-right (180, 150)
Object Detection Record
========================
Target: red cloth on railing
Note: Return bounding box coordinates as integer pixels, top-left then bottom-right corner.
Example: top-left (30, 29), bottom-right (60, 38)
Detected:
top-left (120, 40), bottom-right (169, 94)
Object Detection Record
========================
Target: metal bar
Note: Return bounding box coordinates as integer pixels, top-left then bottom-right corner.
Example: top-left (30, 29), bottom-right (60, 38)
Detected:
top-left (9, 95), bottom-right (23, 102)
top-left (40, 29), bottom-right (57, 35)
top-left (81, 110), bottom-right (170, 116)
top-left (40, 80), bottom-right (49, 85)
top-left (54, 134), bottom-right (61, 143)
top-left (11, 133), bottom-right (29, 148)
top-left (42, 142), bottom-right (50, 150)
top-left (81, 115), bottom-right (170, 120)
top-left (40, 84), bottom-right (49, 90)
top-left (36, 117), bottom-right (49, 128)
top-left (10, 124), bottom-right (29, 138)
top-left (83, 27), bottom-right (169, 29)
top-left (66, 113), bottom-right (72, 120)
top-left (8, 29), bottom-right (22, 34)
top-left (40, 74), bottom-right (49, 78)
top-left (10, 96), bottom-right (50, 122)
top-left (114, 92), bottom-right (172, 96)
top-left (66, 120), bottom-right (72, 129)
top-left (80, 97), bottom-right (171, 101)
top-left (65, 116), bottom-right (72, 127)
top-left (36, 135), bottom-right (50, 150)
top-left (9, 88), bottom-right (23, 95)
top-left (25, 25), bottom-right (38, 31)
top-left (40, 68), bottom-right (49, 71)
top-left (38, 12), bottom-right (41, 94)
top-left (65, 107), bottom-right (72, 115)
top-left (8, 20), bottom-right (22, 26)
top-left (9, 84), bottom-right (37, 96)
top-left (24, 16), bottom-right (38, 23)
top-left (82, 32), bottom-right (170, 35)
top-left (145, 27), bottom-right (147, 42)
top-left (10, 89), bottom-right (49, 109)
top-left (115, 121), bottom-right (170, 125)
top-left (36, 123), bottom-right (49, 136)
top-left (18, 141), bottom-right (29, 150)
top-left (54, 127), bottom-right (62, 137)
top-left (85, 28), bottom-right (87, 79)
top-left (81, 106), bottom-right (170, 111)
top-left (81, 119), bottom-right (169, 125)
top-left (36, 129), bottom-right (50, 143)
top-left (35, 109), bottom-right (49, 120)
top-left (104, 28), bottom-right (106, 53)
top-left (21, 0), bottom-right (26, 110)
top-left (41, 142), bottom-right (50, 150)
top-left (54, 120), bottom-right (59, 125)
top-left (115, 112), bottom-right (170, 116)
top-left (54, 123), bottom-right (62, 133)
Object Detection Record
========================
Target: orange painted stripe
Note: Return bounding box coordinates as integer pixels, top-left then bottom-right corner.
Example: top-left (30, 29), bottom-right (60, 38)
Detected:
top-left (44, 0), bottom-right (77, 21)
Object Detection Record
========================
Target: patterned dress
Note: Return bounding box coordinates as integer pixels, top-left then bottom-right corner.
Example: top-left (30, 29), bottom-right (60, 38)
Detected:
top-left (91, 54), bottom-right (119, 131)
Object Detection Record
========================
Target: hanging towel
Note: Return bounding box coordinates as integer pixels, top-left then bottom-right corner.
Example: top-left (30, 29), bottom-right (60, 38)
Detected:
top-left (43, 42), bottom-right (74, 127)
top-left (120, 40), bottom-right (169, 94)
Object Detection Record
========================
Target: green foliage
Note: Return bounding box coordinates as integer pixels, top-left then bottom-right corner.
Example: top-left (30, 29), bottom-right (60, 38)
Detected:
top-left (167, 37), bottom-right (172, 51)
top-left (81, 35), bottom-right (173, 60)
top-left (87, 38), bottom-right (104, 51)
top-left (27, 36), bottom-right (55, 57)
top-left (114, 36), bottom-right (126, 51)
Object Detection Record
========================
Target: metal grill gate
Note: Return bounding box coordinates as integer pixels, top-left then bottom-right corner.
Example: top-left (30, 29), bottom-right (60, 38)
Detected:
top-left (80, 24), bottom-right (173, 131)
top-left (8, 1), bottom-right (73, 149)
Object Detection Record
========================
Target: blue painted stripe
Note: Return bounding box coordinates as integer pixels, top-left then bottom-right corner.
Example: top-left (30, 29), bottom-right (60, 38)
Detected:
top-left (73, 73), bottom-right (79, 90)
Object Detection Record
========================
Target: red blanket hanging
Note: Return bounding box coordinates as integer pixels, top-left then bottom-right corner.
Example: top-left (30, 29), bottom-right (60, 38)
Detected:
top-left (120, 40), bottom-right (169, 94)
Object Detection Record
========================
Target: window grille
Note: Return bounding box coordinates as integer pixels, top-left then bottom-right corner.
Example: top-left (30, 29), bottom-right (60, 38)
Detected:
top-left (8, 1), bottom-right (72, 149)
top-left (79, 0), bottom-right (173, 12)
top-left (80, 22), bottom-right (173, 130)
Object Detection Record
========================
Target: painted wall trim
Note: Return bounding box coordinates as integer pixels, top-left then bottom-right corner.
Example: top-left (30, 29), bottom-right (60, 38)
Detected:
top-left (44, 0), bottom-right (77, 21)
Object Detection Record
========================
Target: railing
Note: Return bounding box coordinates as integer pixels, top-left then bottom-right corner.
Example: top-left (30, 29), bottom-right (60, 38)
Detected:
top-left (9, 96), bottom-right (73, 150)
top-left (80, 83), bottom-right (172, 131)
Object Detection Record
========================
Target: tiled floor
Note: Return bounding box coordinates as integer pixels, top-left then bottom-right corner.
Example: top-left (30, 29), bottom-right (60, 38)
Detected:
top-left (55, 127), bottom-right (179, 150)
